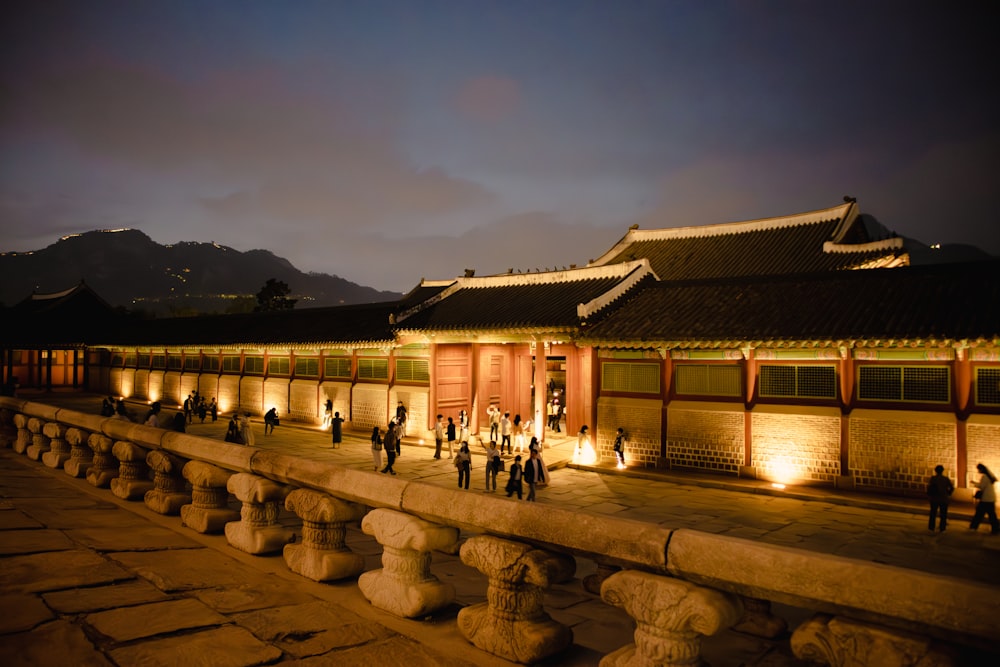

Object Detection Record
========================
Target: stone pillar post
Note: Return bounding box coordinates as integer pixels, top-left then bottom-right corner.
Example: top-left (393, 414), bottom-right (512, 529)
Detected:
top-left (12, 413), bottom-right (31, 454)
top-left (733, 596), bottom-right (787, 639)
top-left (86, 433), bottom-right (119, 488)
top-left (358, 508), bottom-right (459, 618)
top-left (25, 418), bottom-right (50, 461)
top-left (41, 422), bottom-right (70, 469)
top-left (110, 441), bottom-right (154, 501)
top-left (144, 450), bottom-right (190, 515)
top-left (0, 408), bottom-right (17, 448)
top-left (791, 614), bottom-right (956, 667)
top-left (457, 535), bottom-right (575, 664)
top-left (63, 427), bottom-right (93, 478)
top-left (283, 488), bottom-right (367, 582)
top-left (181, 461), bottom-right (239, 533)
top-left (600, 570), bottom-right (743, 667)
top-left (225, 473), bottom-right (294, 555)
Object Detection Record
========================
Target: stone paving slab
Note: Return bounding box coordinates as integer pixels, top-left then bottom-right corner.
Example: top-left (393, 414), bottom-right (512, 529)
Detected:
top-left (0, 593), bottom-right (55, 633)
top-left (106, 624), bottom-right (283, 667)
top-left (0, 527), bottom-right (74, 555)
top-left (0, 509), bottom-right (44, 530)
top-left (108, 548), bottom-right (278, 593)
top-left (0, 549), bottom-right (134, 594)
top-left (43, 579), bottom-right (171, 614)
top-left (86, 597), bottom-right (229, 642)
top-left (0, 619), bottom-right (114, 667)
top-left (66, 524), bottom-right (205, 552)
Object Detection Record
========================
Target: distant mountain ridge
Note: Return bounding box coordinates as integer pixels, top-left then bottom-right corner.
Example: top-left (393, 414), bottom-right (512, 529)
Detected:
top-left (0, 229), bottom-right (403, 315)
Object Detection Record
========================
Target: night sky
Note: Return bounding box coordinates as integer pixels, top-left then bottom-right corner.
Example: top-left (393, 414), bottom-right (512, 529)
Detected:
top-left (2, 1), bottom-right (997, 293)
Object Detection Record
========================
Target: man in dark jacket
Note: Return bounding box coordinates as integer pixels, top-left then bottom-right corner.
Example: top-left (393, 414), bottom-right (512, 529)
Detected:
top-left (927, 464), bottom-right (954, 532)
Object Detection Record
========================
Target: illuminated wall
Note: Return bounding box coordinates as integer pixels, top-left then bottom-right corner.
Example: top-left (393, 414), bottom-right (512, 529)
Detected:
top-left (596, 396), bottom-right (661, 467)
top-left (963, 417), bottom-right (1000, 489)
top-left (849, 410), bottom-right (955, 493)
top-left (751, 407), bottom-right (840, 484)
top-left (289, 379), bottom-right (320, 422)
top-left (667, 402), bottom-right (744, 473)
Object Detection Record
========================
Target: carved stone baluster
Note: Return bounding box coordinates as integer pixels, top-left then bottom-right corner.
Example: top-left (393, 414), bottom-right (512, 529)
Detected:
top-left (358, 508), bottom-right (459, 618)
top-left (12, 413), bottom-right (31, 454)
top-left (0, 408), bottom-right (17, 448)
top-left (25, 418), bottom-right (50, 461)
top-left (600, 570), bottom-right (743, 667)
top-left (283, 488), bottom-right (367, 582)
top-left (225, 473), bottom-right (294, 555)
top-left (41, 422), bottom-right (70, 469)
top-left (86, 434), bottom-right (119, 488)
top-left (733, 595), bottom-right (787, 639)
top-left (63, 427), bottom-right (93, 478)
top-left (181, 461), bottom-right (239, 533)
top-left (583, 562), bottom-right (621, 595)
top-left (144, 450), bottom-right (190, 515)
top-left (110, 441), bottom-right (154, 500)
top-left (791, 614), bottom-right (957, 667)
top-left (458, 535), bottom-right (575, 664)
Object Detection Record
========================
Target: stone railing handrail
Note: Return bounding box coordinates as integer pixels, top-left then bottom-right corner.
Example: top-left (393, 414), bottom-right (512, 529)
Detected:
top-left (3, 396), bottom-right (997, 657)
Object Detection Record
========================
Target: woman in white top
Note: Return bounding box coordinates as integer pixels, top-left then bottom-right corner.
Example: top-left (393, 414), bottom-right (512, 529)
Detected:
top-left (970, 463), bottom-right (999, 534)
top-left (239, 412), bottom-right (255, 447)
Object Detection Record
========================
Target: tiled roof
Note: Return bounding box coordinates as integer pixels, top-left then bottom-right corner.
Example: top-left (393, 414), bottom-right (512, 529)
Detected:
top-left (580, 260), bottom-right (1000, 347)
top-left (591, 202), bottom-right (907, 280)
top-left (98, 301), bottom-right (398, 348)
top-left (395, 262), bottom-right (655, 332)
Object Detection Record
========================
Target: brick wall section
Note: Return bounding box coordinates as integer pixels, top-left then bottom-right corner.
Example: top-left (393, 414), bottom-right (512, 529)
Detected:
top-left (197, 375), bottom-right (220, 409)
top-left (667, 403), bottom-right (744, 474)
top-left (390, 388), bottom-right (430, 439)
top-left (238, 377), bottom-right (264, 415)
top-left (966, 420), bottom-right (1000, 488)
top-left (289, 380), bottom-right (319, 422)
top-left (320, 382), bottom-right (351, 427)
top-left (596, 397), bottom-right (662, 467)
top-left (217, 376), bottom-right (239, 415)
top-left (352, 383), bottom-right (388, 431)
top-left (263, 378), bottom-right (287, 417)
top-left (849, 411), bottom-right (955, 493)
top-left (134, 370), bottom-right (150, 399)
top-left (751, 410), bottom-right (840, 483)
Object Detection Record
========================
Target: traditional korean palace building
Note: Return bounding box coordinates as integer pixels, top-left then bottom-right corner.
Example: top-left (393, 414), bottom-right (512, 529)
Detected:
top-left (4, 200), bottom-right (1000, 496)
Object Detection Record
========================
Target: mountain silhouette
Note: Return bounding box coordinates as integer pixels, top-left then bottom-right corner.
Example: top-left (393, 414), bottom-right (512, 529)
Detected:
top-left (0, 229), bottom-right (402, 315)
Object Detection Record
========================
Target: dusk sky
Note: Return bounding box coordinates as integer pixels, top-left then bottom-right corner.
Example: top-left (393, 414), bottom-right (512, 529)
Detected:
top-left (2, 1), bottom-right (997, 293)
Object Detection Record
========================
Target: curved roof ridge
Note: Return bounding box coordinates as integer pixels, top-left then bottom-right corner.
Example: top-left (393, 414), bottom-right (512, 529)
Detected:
top-left (455, 261), bottom-right (648, 287)
top-left (577, 260), bottom-right (657, 321)
top-left (823, 237), bottom-right (905, 254)
top-left (591, 201), bottom-right (854, 267)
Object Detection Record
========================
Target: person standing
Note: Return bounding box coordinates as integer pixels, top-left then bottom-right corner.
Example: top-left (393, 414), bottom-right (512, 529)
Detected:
top-left (505, 455), bottom-right (523, 499)
top-left (446, 416), bottom-right (457, 459)
top-left (455, 442), bottom-right (472, 489)
top-left (381, 422), bottom-right (398, 475)
top-left (225, 414), bottom-right (241, 443)
top-left (209, 397), bottom-right (218, 422)
top-left (143, 401), bottom-right (162, 428)
top-left (970, 463), bottom-right (999, 534)
top-left (500, 412), bottom-right (512, 454)
top-left (433, 414), bottom-right (445, 459)
top-left (613, 427), bottom-right (627, 469)
top-left (183, 394), bottom-right (193, 423)
top-left (926, 464), bottom-right (954, 532)
top-left (483, 440), bottom-right (501, 492)
top-left (370, 426), bottom-right (383, 472)
top-left (264, 407), bottom-right (279, 435)
top-left (323, 398), bottom-right (333, 429)
top-left (331, 411), bottom-right (344, 449)
top-left (512, 414), bottom-right (525, 454)
top-left (239, 412), bottom-right (255, 447)
top-left (396, 401), bottom-right (408, 437)
top-left (487, 404), bottom-right (501, 441)
top-left (171, 411), bottom-right (186, 433)
top-left (523, 448), bottom-right (548, 502)
top-left (459, 409), bottom-right (469, 443)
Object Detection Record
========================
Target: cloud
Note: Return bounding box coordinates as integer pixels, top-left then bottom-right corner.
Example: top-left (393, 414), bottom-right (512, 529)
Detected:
top-left (453, 75), bottom-right (522, 123)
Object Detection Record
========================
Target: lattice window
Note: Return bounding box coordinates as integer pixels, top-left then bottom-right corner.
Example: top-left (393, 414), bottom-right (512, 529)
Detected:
top-left (268, 357), bottom-right (290, 375)
top-left (358, 358), bottom-right (389, 380)
top-left (125, 353), bottom-right (138, 368)
top-left (222, 355), bottom-right (242, 373)
top-left (244, 356), bottom-right (265, 375)
top-left (151, 354), bottom-right (166, 369)
top-left (325, 357), bottom-right (352, 379)
top-left (294, 357), bottom-right (319, 377)
top-left (977, 367), bottom-right (1000, 406)
top-left (857, 365), bottom-right (950, 403)
top-left (675, 364), bottom-right (741, 397)
top-left (601, 362), bottom-right (660, 394)
top-left (111, 353), bottom-right (125, 367)
top-left (396, 358), bottom-right (430, 383)
top-left (759, 364), bottom-right (836, 399)
top-left (167, 355), bottom-right (182, 370)
top-left (203, 356), bottom-right (220, 372)
top-left (184, 355), bottom-right (201, 371)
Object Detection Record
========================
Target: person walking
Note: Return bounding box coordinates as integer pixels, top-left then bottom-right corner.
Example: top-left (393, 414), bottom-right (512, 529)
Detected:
top-left (613, 427), bottom-right (627, 469)
top-left (970, 463), bottom-right (999, 534)
top-left (926, 464), bottom-right (954, 532)
top-left (381, 422), bottom-right (398, 475)
top-left (523, 448), bottom-right (548, 501)
top-left (331, 411), bottom-right (344, 449)
top-left (500, 412), bottom-right (512, 454)
top-left (264, 407), bottom-right (278, 435)
top-left (455, 442), bottom-right (472, 489)
top-left (370, 426), bottom-right (383, 472)
top-left (395, 401), bottom-right (408, 437)
top-left (433, 414), bottom-right (445, 459)
top-left (446, 416), bottom-right (457, 459)
top-left (505, 455), bottom-right (523, 499)
top-left (483, 440), bottom-right (501, 492)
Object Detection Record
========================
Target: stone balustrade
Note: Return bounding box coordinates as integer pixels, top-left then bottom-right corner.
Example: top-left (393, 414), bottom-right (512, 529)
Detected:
top-left (1, 396), bottom-right (994, 666)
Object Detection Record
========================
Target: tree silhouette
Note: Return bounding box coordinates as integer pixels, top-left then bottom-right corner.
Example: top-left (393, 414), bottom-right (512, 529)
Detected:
top-left (255, 278), bottom-right (297, 312)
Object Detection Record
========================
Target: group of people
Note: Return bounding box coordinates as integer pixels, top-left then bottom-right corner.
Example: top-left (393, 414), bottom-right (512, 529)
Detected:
top-left (927, 462), bottom-right (999, 534)
top-left (224, 412), bottom-right (255, 446)
top-left (183, 392), bottom-right (218, 424)
top-left (370, 419), bottom-right (402, 474)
